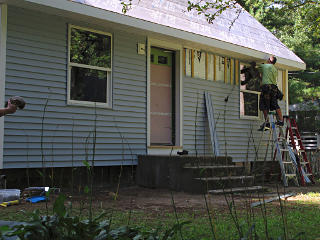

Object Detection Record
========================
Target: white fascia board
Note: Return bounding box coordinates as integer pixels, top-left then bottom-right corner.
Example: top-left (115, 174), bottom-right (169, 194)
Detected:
top-left (14, 0), bottom-right (305, 70)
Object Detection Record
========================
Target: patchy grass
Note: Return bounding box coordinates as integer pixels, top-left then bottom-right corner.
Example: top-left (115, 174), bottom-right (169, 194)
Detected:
top-left (1, 191), bottom-right (320, 239)
top-left (288, 191), bottom-right (320, 204)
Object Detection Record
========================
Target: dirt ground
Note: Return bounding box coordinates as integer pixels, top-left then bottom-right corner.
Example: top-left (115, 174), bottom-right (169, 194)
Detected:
top-left (94, 183), bottom-right (320, 211)
top-left (3, 182), bottom-right (319, 215)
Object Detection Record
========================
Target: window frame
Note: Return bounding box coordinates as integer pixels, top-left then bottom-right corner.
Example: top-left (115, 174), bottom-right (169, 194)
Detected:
top-left (67, 24), bottom-right (113, 108)
top-left (239, 62), bottom-right (261, 120)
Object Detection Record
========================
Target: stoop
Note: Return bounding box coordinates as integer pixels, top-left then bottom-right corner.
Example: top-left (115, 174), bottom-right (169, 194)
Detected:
top-left (136, 155), bottom-right (265, 194)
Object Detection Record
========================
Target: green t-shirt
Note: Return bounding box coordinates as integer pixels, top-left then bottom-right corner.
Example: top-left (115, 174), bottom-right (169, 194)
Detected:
top-left (258, 64), bottom-right (277, 85)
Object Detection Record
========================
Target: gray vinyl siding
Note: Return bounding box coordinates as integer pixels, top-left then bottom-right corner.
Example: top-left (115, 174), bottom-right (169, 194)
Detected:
top-left (183, 77), bottom-right (277, 162)
top-left (3, 6), bottom-right (147, 168)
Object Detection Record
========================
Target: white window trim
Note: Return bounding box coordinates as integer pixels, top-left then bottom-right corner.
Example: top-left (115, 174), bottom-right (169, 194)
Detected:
top-left (240, 90), bottom-right (261, 120)
top-left (67, 24), bottom-right (113, 108)
top-left (239, 69), bottom-right (262, 120)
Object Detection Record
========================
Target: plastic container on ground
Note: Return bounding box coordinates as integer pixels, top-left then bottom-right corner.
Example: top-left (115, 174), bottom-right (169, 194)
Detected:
top-left (0, 189), bottom-right (20, 203)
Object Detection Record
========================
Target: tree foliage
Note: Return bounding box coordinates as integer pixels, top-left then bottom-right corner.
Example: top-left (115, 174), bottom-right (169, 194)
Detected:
top-left (182, 0), bottom-right (320, 104)
top-left (237, 0), bottom-right (320, 103)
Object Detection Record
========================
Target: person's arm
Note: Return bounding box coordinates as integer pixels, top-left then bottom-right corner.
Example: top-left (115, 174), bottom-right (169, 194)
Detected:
top-left (0, 101), bottom-right (17, 117)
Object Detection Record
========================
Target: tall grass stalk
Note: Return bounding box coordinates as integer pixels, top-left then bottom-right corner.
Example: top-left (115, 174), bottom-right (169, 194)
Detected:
top-left (170, 190), bottom-right (184, 240)
top-left (114, 125), bottom-right (124, 202)
top-left (221, 88), bottom-right (244, 237)
top-left (71, 118), bottom-right (75, 194)
top-left (108, 116), bottom-right (127, 229)
top-left (50, 124), bottom-right (59, 188)
top-left (113, 117), bottom-right (132, 219)
top-left (166, 147), bottom-right (185, 240)
top-left (40, 96), bottom-right (49, 187)
top-left (40, 94), bottom-right (50, 215)
top-left (89, 103), bottom-right (98, 221)
top-left (194, 91), bottom-right (217, 240)
top-left (277, 184), bottom-right (288, 239)
top-left (194, 91), bottom-right (199, 157)
top-left (24, 131), bottom-right (30, 187)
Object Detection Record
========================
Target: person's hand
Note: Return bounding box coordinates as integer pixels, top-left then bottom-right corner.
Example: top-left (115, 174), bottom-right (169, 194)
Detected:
top-left (5, 100), bottom-right (17, 114)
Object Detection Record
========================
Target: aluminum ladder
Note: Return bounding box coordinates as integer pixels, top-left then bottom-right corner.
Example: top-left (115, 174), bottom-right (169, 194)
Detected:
top-left (269, 113), bottom-right (299, 187)
top-left (285, 117), bottom-right (314, 185)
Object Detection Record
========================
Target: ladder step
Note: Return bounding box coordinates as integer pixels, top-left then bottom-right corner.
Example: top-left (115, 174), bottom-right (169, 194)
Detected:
top-left (285, 174), bottom-right (297, 177)
top-left (269, 115), bottom-right (314, 187)
top-left (299, 162), bottom-right (308, 165)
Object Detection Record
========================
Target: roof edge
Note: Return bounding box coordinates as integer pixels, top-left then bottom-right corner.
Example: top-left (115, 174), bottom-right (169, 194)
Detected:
top-left (7, 0), bottom-right (306, 70)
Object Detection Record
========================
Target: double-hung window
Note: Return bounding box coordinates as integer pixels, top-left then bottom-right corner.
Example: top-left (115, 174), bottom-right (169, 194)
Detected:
top-left (68, 25), bottom-right (112, 107)
top-left (240, 63), bottom-right (261, 119)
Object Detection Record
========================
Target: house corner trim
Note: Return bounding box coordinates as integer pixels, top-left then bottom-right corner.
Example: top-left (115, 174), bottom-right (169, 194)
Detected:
top-left (0, 4), bottom-right (7, 169)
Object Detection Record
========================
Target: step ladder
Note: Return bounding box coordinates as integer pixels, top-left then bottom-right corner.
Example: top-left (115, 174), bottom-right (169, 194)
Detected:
top-left (269, 113), bottom-right (299, 187)
top-left (285, 117), bottom-right (314, 185)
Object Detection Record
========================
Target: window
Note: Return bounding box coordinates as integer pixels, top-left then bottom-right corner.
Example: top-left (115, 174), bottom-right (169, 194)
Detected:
top-left (240, 63), bottom-right (261, 118)
top-left (68, 25), bottom-right (112, 107)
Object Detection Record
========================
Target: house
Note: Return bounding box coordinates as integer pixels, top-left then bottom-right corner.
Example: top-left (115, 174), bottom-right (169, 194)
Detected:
top-left (0, 0), bottom-right (305, 187)
top-left (290, 99), bottom-right (320, 134)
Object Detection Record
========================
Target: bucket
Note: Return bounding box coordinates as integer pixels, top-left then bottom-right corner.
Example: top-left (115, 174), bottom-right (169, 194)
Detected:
top-left (0, 189), bottom-right (20, 203)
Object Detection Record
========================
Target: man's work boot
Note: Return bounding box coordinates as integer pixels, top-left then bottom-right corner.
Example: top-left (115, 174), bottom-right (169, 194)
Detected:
top-left (258, 122), bottom-right (270, 131)
top-left (276, 121), bottom-right (284, 127)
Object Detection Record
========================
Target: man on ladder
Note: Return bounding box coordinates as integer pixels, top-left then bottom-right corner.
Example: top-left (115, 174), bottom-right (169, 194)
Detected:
top-left (254, 56), bottom-right (314, 186)
top-left (258, 56), bottom-right (284, 131)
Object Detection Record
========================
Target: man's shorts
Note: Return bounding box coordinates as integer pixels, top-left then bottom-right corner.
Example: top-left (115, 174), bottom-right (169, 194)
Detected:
top-left (259, 84), bottom-right (280, 111)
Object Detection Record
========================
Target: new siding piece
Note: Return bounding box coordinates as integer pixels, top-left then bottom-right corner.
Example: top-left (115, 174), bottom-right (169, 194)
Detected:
top-left (183, 77), bottom-right (273, 162)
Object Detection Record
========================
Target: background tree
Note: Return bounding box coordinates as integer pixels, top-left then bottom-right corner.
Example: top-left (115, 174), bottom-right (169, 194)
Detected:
top-left (185, 0), bottom-right (319, 103)
top-left (187, 0), bottom-right (320, 132)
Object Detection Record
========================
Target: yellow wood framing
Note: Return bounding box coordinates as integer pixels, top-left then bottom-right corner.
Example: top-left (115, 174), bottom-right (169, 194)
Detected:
top-left (183, 48), bottom-right (186, 76)
top-left (213, 55), bottom-right (216, 81)
top-left (224, 57), bottom-right (227, 84)
top-left (235, 59), bottom-right (239, 85)
top-left (205, 53), bottom-right (208, 80)
top-left (282, 70), bottom-right (287, 100)
top-left (230, 58), bottom-right (234, 85)
top-left (191, 49), bottom-right (194, 78)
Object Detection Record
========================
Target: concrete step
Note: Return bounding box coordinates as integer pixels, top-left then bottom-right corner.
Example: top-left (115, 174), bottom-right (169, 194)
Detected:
top-left (184, 165), bottom-right (246, 178)
top-left (195, 176), bottom-right (254, 181)
top-left (193, 175), bottom-right (255, 190)
top-left (184, 156), bottom-right (233, 167)
top-left (208, 186), bottom-right (265, 194)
